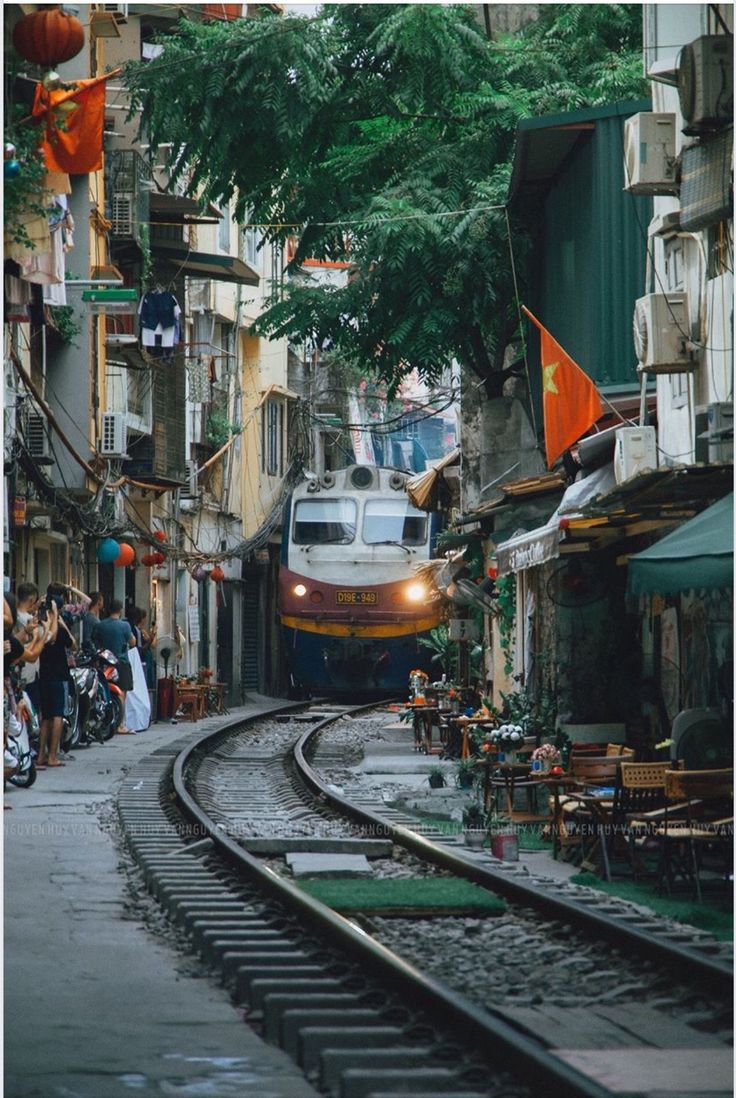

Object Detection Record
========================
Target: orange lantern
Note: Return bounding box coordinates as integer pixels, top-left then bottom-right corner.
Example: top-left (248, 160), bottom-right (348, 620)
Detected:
top-left (153, 530), bottom-right (166, 543)
top-left (140, 553), bottom-right (157, 567)
top-left (152, 551), bottom-right (165, 565)
top-left (115, 542), bottom-right (135, 567)
top-left (210, 565), bottom-right (225, 583)
top-left (12, 7), bottom-right (85, 67)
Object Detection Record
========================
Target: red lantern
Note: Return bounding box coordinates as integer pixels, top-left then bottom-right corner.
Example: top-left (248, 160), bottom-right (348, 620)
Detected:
top-left (115, 542), bottom-right (135, 567)
top-left (211, 565), bottom-right (225, 583)
top-left (153, 530), bottom-right (166, 543)
top-left (152, 551), bottom-right (166, 566)
top-left (12, 8), bottom-right (85, 67)
top-left (141, 553), bottom-right (157, 567)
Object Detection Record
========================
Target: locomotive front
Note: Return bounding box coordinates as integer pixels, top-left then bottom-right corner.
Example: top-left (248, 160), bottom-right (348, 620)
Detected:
top-left (279, 465), bottom-right (441, 695)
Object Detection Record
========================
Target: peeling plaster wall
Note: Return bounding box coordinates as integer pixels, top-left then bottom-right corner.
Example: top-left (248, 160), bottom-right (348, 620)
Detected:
top-left (460, 379), bottom-right (546, 513)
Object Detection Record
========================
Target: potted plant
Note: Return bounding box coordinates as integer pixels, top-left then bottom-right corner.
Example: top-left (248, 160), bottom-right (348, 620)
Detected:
top-left (427, 765), bottom-right (447, 789)
top-left (455, 757), bottom-right (476, 790)
top-left (461, 800), bottom-right (487, 848)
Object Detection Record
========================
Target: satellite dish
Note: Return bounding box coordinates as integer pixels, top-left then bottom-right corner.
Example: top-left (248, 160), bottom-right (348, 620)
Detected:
top-left (546, 560), bottom-right (607, 608)
top-left (454, 577), bottom-right (498, 616)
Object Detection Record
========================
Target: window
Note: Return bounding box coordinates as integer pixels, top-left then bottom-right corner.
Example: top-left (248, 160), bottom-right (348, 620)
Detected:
top-left (243, 212), bottom-right (263, 269)
top-left (363, 499), bottom-right (428, 546)
top-left (261, 397), bottom-right (286, 475)
top-left (293, 499), bottom-right (357, 545)
top-left (218, 202), bottom-right (231, 252)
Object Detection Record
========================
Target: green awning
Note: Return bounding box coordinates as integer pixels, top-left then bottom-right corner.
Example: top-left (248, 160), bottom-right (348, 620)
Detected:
top-left (627, 494), bottom-right (733, 595)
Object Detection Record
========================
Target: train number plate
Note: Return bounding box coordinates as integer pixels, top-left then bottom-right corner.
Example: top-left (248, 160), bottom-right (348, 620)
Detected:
top-left (336, 591), bottom-right (377, 605)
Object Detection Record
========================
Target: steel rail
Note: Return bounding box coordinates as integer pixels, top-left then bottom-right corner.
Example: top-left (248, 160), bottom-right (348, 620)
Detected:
top-left (293, 719), bottom-right (733, 994)
top-left (172, 705), bottom-right (618, 1098)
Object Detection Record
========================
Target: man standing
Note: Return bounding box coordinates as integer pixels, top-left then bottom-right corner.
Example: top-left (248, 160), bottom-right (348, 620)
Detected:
top-left (13, 583), bottom-right (41, 707)
top-left (81, 592), bottom-right (104, 648)
top-left (91, 599), bottom-right (136, 734)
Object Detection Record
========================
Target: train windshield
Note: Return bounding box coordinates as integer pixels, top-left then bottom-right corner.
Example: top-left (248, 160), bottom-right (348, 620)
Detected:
top-left (293, 498), bottom-right (357, 544)
top-left (363, 499), bottom-right (428, 546)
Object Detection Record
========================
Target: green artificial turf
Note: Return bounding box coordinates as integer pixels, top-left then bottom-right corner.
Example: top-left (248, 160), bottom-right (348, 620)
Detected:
top-left (570, 871), bottom-right (734, 941)
top-left (297, 876), bottom-right (506, 914)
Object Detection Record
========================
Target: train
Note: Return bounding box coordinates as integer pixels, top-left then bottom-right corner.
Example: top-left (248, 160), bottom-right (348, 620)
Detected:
top-left (279, 465), bottom-right (443, 695)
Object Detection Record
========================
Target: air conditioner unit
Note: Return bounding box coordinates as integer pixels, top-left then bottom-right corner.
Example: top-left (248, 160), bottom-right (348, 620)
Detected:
top-left (111, 192), bottom-right (135, 236)
top-left (100, 411), bottom-right (128, 457)
top-left (614, 427), bottom-right (658, 484)
top-left (182, 460), bottom-right (201, 498)
top-left (103, 2), bottom-right (128, 19)
top-left (678, 35), bottom-right (733, 135)
top-left (633, 293), bottom-right (692, 374)
top-left (22, 410), bottom-right (52, 463)
top-left (623, 113), bottom-right (678, 195)
top-left (696, 401), bottom-right (733, 464)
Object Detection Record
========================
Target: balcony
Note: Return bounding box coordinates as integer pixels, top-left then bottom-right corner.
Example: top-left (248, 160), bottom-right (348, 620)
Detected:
top-left (105, 149), bottom-right (152, 257)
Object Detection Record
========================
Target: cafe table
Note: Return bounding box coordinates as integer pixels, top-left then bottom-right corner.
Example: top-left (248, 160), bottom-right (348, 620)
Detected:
top-left (529, 771), bottom-right (611, 863)
top-left (479, 758), bottom-right (548, 821)
top-left (447, 716), bottom-right (496, 760)
top-left (410, 704), bottom-right (443, 754)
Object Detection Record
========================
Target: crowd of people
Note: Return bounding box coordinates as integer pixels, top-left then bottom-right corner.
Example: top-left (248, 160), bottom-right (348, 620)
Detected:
top-left (4, 581), bottom-right (156, 793)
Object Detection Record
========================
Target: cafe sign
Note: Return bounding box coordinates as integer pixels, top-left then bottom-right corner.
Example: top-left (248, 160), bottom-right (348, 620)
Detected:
top-left (495, 523), bottom-right (560, 576)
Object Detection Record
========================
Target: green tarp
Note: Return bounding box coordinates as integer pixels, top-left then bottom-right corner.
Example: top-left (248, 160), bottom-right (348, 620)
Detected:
top-left (627, 493), bottom-right (733, 595)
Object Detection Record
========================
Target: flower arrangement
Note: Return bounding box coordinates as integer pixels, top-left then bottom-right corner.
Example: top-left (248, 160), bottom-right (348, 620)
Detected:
top-left (531, 743), bottom-right (560, 763)
top-left (488, 723), bottom-right (524, 750)
top-left (409, 669), bottom-right (428, 681)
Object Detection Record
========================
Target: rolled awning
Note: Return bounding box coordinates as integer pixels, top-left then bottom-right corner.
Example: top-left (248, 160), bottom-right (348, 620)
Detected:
top-left (406, 447), bottom-right (461, 511)
top-left (627, 493), bottom-right (733, 595)
top-left (151, 242), bottom-right (260, 285)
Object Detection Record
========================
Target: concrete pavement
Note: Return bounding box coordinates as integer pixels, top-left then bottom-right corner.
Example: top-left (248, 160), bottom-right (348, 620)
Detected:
top-left (4, 699), bottom-right (320, 1098)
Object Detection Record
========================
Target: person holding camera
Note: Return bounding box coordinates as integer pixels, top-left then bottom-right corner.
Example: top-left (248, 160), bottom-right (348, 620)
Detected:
top-left (37, 585), bottom-right (78, 768)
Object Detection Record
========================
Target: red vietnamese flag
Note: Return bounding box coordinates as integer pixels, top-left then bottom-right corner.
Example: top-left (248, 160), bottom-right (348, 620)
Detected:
top-left (32, 77), bottom-right (106, 175)
top-left (522, 306), bottom-right (604, 469)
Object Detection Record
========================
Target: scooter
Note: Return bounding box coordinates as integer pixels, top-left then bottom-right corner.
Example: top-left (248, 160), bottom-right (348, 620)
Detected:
top-left (5, 688), bottom-right (39, 788)
top-left (72, 647), bottom-right (118, 744)
top-left (95, 649), bottom-right (125, 736)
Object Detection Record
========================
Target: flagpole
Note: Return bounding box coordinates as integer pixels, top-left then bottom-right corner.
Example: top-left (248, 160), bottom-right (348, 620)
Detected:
top-left (520, 304), bottom-right (543, 332)
top-left (17, 68), bottom-right (123, 126)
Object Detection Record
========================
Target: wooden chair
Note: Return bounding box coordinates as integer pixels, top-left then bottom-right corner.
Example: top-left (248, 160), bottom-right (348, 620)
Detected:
top-left (555, 756), bottom-right (625, 868)
top-left (653, 768), bottom-right (733, 902)
top-left (176, 686), bottom-right (205, 722)
top-left (604, 761), bottom-right (672, 877)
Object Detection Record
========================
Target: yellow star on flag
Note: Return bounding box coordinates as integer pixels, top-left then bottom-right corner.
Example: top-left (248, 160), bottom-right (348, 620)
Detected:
top-left (543, 362), bottom-right (559, 395)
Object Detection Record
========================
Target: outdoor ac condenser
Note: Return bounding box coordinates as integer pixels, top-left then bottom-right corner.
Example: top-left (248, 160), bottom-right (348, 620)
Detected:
top-left (633, 293), bottom-right (692, 373)
top-left (678, 35), bottom-right (733, 135)
top-left (623, 113), bottom-right (678, 195)
top-left (100, 411), bottom-right (128, 458)
top-left (614, 427), bottom-right (658, 484)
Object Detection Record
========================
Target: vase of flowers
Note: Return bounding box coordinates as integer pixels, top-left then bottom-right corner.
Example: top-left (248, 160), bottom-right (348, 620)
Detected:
top-left (489, 724), bottom-right (525, 764)
top-left (409, 669), bottom-right (429, 701)
top-left (530, 742), bottom-right (561, 773)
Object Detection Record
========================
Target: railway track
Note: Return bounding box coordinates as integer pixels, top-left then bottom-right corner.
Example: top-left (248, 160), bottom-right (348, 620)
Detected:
top-left (117, 701), bottom-right (733, 1098)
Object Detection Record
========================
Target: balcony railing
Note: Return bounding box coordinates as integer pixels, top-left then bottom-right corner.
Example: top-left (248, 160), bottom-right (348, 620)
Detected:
top-left (105, 149), bottom-right (152, 250)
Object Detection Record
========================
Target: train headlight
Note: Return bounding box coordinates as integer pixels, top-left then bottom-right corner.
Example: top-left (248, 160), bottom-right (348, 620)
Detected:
top-left (405, 582), bottom-right (426, 603)
top-left (293, 583), bottom-right (307, 597)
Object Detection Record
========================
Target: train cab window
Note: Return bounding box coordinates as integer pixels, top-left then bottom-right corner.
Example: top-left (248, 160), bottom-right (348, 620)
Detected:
top-left (363, 500), bottom-right (427, 546)
top-left (293, 499), bottom-right (357, 544)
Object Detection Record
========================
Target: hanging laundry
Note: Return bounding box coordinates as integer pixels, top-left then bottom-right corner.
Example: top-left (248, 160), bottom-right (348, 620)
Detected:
top-left (138, 290), bottom-right (181, 349)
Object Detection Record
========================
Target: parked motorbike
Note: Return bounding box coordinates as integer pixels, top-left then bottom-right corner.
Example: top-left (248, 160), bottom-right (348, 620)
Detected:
top-left (69, 646), bottom-right (124, 744)
top-left (5, 688), bottom-right (39, 788)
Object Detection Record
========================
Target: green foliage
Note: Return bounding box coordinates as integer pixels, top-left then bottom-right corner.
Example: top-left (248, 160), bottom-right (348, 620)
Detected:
top-left (47, 305), bottom-right (81, 346)
top-left (4, 106), bottom-right (49, 250)
top-left (418, 623), bottom-right (453, 677)
top-left (206, 408), bottom-right (240, 449)
top-left (495, 575), bottom-right (516, 676)
top-left (125, 5), bottom-right (646, 391)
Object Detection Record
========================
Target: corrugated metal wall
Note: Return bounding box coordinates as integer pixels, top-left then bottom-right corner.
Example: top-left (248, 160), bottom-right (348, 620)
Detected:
top-left (529, 110), bottom-right (652, 395)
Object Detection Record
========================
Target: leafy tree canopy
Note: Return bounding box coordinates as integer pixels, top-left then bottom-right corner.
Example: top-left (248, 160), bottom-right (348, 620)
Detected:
top-left (126, 4), bottom-right (645, 392)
